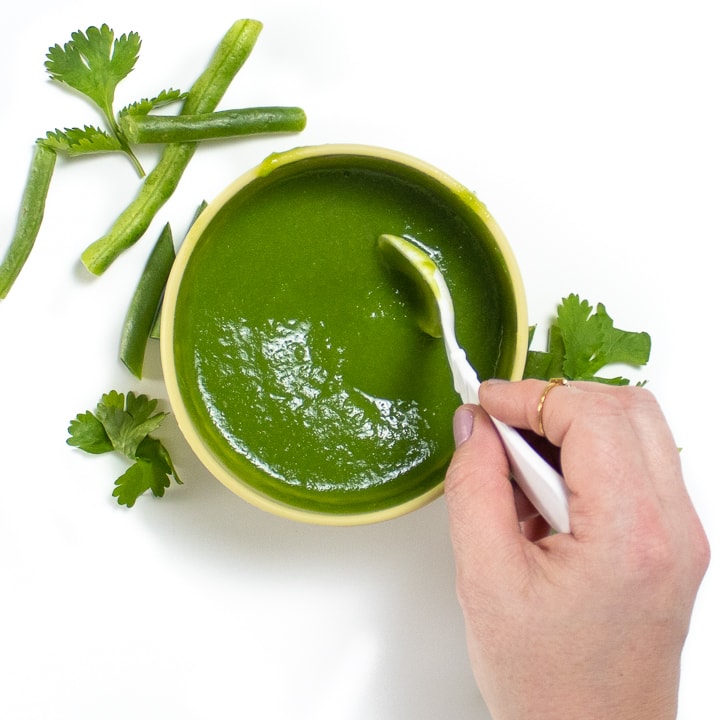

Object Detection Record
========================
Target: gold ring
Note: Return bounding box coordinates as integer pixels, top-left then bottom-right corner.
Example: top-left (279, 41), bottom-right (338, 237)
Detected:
top-left (537, 378), bottom-right (569, 437)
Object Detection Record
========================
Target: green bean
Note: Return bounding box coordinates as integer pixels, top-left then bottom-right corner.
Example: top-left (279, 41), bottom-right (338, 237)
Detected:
top-left (119, 222), bottom-right (175, 378)
top-left (0, 143), bottom-right (57, 298)
top-left (81, 19), bottom-right (263, 276)
top-left (121, 107), bottom-right (307, 144)
top-left (148, 199), bottom-right (208, 340)
top-left (81, 142), bottom-right (195, 276)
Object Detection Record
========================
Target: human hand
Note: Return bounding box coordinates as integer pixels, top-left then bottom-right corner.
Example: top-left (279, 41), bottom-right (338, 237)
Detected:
top-left (445, 379), bottom-right (710, 720)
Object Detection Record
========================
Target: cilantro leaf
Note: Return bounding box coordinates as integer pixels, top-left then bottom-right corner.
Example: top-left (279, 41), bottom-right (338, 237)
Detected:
top-left (124, 391), bottom-right (161, 420)
top-left (559, 296), bottom-right (651, 381)
top-left (120, 89), bottom-right (187, 117)
top-left (45, 25), bottom-right (141, 119)
top-left (137, 436), bottom-right (182, 486)
top-left (524, 322), bottom-right (565, 381)
top-left (94, 390), bottom-right (166, 458)
top-left (67, 390), bottom-right (180, 507)
top-left (67, 410), bottom-right (113, 454)
top-left (112, 459), bottom-right (168, 508)
top-left (524, 294), bottom-right (651, 385)
top-left (41, 126), bottom-right (123, 155)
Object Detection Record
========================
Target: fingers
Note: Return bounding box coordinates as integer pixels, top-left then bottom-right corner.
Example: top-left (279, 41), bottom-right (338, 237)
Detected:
top-left (478, 379), bottom-right (665, 455)
top-left (445, 405), bottom-right (528, 573)
top-left (512, 481), bottom-right (542, 523)
top-left (476, 379), bottom-right (681, 536)
top-left (477, 378), bottom-right (577, 443)
top-left (479, 379), bottom-right (680, 484)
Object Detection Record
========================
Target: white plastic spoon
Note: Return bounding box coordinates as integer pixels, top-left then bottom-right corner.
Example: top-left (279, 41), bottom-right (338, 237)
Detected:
top-left (378, 233), bottom-right (570, 533)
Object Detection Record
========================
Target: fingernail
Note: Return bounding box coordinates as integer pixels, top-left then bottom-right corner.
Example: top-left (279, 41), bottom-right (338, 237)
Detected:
top-left (453, 407), bottom-right (474, 447)
top-left (483, 378), bottom-right (510, 385)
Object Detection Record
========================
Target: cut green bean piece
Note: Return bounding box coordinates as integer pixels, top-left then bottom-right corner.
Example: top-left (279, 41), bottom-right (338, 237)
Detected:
top-left (149, 312), bottom-right (161, 340)
top-left (119, 223), bottom-right (175, 378)
top-left (149, 307), bottom-right (162, 340)
top-left (0, 143), bottom-right (57, 299)
top-left (149, 200), bottom-right (208, 340)
top-left (121, 106), bottom-right (307, 144)
top-left (81, 19), bottom-right (263, 276)
top-left (83, 142), bottom-right (195, 276)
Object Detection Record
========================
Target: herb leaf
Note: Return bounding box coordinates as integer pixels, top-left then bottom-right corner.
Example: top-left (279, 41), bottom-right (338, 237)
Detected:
top-left (67, 411), bottom-right (113, 454)
top-left (120, 88), bottom-right (187, 117)
top-left (112, 457), bottom-right (169, 508)
top-left (524, 323), bottom-right (565, 381)
top-left (67, 390), bottom-right (180, 507)
top-left (41, 126), bottom-right (123, 155)
top-left (93, 390), bottom-right (166, 458)
top-left (524, 294), bottom-right (651, 385)
top-left (45, 25), bottom-right (141, 119)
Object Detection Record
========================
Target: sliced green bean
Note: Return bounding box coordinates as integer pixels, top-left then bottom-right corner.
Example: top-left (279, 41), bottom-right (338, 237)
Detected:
top-left (148, 306), bottom-right (162, 340)
top-left (148, 199), bottom-right (208, 340)
top-left (81, 19), bottom-right (263, 276)
top-left (149, 309), bottom-right (162, 340)
top-left (0, 143), bottom-right (57, 298)
top-left (82, 142), bottom-right (195, 276)
top-left (119, 222), bottom-right (175, 378)
top-left (121, 107), bottom-right (307, 144)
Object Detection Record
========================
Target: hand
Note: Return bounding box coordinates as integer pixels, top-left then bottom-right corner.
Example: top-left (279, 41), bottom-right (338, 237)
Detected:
top-left (445, 379), bottom-right (710, 720)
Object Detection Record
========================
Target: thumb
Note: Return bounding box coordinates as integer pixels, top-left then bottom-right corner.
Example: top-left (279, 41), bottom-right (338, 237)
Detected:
top-left (445, 405), bottom-right (525, 567)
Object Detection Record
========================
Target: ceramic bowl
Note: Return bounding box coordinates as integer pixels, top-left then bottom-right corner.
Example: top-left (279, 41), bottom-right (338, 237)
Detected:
top-left (160, 144), bottom-right (527, 525)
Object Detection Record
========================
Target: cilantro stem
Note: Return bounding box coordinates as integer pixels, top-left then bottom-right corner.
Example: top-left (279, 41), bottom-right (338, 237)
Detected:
top-left (0, 143), bottom-right (57, 299)
top-left (81, 19), bottom-right (264, 275)
top-left (112, 118), bottom-right (145, 176)
top-left (121, 106), bottom-right (307, 144)
top-left (119, 222), bottom-right (175, 378)
top-left (104, 101), bottom-right (145, 175)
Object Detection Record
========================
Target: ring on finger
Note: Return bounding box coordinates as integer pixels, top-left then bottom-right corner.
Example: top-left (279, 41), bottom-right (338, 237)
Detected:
top-left (537, 378), bottom-right (569, 437)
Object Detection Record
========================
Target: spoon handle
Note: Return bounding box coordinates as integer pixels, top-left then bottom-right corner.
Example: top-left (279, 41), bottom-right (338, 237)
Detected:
top-left (446, 345), bottom-right (481, 405)
top-left (490, 418), bottom-right (570, 533)
top-left (447, 345), bottom-right (571, 533)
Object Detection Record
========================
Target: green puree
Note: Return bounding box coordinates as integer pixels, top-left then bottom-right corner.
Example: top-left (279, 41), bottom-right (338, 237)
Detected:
top-left (173, 154), bottom-right (519, 514)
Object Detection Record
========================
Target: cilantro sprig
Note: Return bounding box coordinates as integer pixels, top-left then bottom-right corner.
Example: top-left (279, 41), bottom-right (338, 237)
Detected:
top-left (67, 390), bottom-right (181, 507)
top-left (524, 294), bottom-right (651, 385)
top-left (42, 26), bottom-right (191, 175)
top-left (44, 25), bottom-right (154, 175)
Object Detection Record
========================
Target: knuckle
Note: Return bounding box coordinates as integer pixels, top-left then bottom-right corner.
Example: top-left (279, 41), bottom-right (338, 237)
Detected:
top-left (688, 517), bottom-right (712, 582)
top-left (621, 503), bottom-right (710, 594)
top-left (585, 391), bottom-right (626, 418)
top-left (618, 384), bottom-right (661, 414)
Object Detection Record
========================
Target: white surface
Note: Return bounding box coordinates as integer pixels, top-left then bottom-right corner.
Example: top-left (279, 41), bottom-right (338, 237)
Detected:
top-left (1, 1), bottom-right (718, 718)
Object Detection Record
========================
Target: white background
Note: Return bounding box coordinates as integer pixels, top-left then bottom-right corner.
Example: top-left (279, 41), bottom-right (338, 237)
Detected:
top-left (2, 1), bottom-right (718, 718)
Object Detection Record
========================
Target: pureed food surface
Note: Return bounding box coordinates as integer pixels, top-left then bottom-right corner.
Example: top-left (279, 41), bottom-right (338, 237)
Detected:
top-left (172, 151), bottom-right (520, 515)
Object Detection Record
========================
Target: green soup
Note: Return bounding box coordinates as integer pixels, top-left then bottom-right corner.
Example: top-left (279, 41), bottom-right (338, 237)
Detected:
top-left (167, 147), bottom-right (524, 519)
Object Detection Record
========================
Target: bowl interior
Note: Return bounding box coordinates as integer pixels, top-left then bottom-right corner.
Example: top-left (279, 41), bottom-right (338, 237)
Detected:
top-left (161, 145), bottom-right (527, 524)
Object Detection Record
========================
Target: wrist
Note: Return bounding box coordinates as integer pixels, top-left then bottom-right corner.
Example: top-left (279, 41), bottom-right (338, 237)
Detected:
top-left (484, 665), bottom-right (680, 720)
